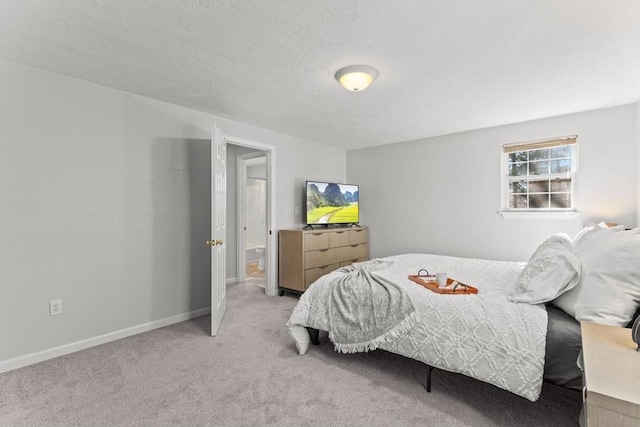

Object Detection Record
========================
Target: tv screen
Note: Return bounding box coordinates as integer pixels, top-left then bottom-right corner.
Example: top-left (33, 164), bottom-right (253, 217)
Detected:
top-left (306, 181), bottom-right (359, 225)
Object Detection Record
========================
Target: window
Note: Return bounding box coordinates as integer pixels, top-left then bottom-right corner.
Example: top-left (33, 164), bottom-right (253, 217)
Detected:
top-left (502, 136), bottom-right (577, 212)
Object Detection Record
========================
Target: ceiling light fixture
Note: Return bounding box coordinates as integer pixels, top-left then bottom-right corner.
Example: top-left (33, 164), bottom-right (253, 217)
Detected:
top-left (335, 65), bottom-right (378, 92)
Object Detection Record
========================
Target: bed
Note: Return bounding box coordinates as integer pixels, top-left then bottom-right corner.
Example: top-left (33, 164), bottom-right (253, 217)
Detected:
top-left (286, 226), bottom-right (640, 402)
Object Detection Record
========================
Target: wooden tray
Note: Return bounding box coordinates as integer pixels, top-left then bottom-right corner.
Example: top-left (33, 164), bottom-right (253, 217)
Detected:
top-left (408, 275), bottom-right (478, 295)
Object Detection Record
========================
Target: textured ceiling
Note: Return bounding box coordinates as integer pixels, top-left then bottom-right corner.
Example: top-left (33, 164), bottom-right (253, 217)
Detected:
top-left (1, 1), bottom-right (639, 150)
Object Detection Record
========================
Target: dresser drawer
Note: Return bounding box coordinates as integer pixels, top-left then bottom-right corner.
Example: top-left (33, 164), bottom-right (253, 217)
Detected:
top-left (304, 232), bottom-right (329, 251)
top-left (339, 257), bottom-right (368, 268)
top-left (340, 243), bottom-right (368, 262)
top-left (305, 263), bottom-right (340, 288)
top-left (329, 230), bottom-right (350, 247)
top-left (349, 229), bottom-right (368, 245)
top-left (305, 247), bottom-right (342, 269)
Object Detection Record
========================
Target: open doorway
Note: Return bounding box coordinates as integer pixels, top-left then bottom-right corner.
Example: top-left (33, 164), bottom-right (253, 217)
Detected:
top-left (226, 136), bottom-right (277, 297)
top-left (239, 155), bottom-right (267, 288)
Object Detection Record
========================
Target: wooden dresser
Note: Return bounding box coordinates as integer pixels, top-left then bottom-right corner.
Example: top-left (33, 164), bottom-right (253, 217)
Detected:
top-left (278, 227), bottom-right (368, 295)
top-left (581, 321), bottom-right (640, 427)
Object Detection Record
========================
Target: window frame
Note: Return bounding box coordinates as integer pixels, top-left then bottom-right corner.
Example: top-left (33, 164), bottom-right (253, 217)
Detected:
top-left (500, 135), bottom-right (579, 216)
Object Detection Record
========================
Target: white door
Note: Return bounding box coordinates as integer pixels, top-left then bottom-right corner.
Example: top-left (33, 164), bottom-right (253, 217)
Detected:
top-left (208, 123), bottom-right (227, 336)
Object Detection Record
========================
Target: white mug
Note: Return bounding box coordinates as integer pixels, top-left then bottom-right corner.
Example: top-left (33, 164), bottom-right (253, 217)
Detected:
top-left (436, 272), bottom-right (447, 288)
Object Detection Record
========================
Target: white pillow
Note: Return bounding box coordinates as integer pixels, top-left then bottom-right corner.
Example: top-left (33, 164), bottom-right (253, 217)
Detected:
top-left (288, 325), bottom-right (310, 355)
top-left (573, 222), bottom-right (625, 245)
top-left (553, 227), bottom-right (640, 326)
top-left (509, 234), bottom-right (581, 304)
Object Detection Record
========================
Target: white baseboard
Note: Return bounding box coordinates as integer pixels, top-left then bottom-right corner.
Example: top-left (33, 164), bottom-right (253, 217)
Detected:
top-left (226, 277), bottom-right (237, 284)
top-left (0, 306), bottom-right (211, 374)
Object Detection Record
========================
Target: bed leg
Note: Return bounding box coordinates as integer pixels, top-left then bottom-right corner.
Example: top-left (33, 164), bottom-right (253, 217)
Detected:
top-left (426, 365), bottom-right (434, 393)
top-left (306, 327), bottom-right (320, 345)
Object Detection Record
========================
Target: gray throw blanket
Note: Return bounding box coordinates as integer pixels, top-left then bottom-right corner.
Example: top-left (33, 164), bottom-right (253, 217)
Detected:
top-left (328, 259), bottom-right (420, 353)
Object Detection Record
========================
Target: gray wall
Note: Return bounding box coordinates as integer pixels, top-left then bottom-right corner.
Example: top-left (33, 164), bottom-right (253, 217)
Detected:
top-left (0, 60), bottom-right (346, 362)
top-left (348, 103), bottom-right (639, 262)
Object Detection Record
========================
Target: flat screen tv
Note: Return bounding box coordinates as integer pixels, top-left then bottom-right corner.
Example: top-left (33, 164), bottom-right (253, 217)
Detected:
top-left (306, 181), bottom-right (359, 226)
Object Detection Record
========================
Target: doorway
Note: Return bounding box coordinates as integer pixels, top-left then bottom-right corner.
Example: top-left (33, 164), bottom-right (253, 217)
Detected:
top-left (239, 154), bottom-right (267, 288)
top-left (227, 136), bottom-right (277, 297)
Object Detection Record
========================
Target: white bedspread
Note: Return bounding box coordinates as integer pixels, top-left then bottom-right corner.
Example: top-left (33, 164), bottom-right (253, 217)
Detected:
top-left (286, 254), bottom-right (548, 401)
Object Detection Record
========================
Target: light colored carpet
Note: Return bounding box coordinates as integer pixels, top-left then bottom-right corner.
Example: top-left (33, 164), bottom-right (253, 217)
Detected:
top-left (0, 282), bottom-right (581, 426)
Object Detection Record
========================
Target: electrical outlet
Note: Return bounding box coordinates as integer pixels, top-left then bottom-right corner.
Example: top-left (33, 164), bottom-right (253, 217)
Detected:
top-left (50, 299), bottom-right (62, 316)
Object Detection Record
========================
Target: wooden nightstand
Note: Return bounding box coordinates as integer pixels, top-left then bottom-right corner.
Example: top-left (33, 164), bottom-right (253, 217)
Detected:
top-left (581, 321), bottom-right (640, 427)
